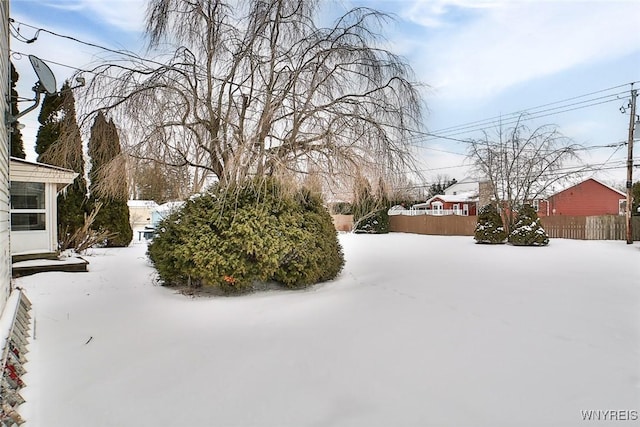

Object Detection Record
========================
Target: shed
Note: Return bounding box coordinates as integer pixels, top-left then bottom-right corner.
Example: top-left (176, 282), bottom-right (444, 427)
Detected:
top-left (151, 201), bottom-right (185, 226)
top-left (127, 200), bottom-right (159, 229)
top-left (537, 178), bottom-right (626, 217)
top-left (9, 157), bottom-right (78, 255)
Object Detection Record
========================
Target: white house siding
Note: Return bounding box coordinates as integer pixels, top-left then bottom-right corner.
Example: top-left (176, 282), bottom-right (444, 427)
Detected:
top-left (0, 0), bottom-right (11, 311)
top-left (444, 179), bottom-right (479, 196)
top-left (10, 159), bottom-right (77, 254)
top-left (9, 182), bottom-right (56, 254)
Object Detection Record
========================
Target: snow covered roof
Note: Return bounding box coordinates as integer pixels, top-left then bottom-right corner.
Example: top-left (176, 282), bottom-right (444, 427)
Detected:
top-left (411, 193), bottom-right (478, 209)
top-left (444, 180), bottom-right (480, 196)
top-left (128, 200), bottom-right (159, 209)
top-left (427, 192), bottom-right (479, 203)
top-left (155, 201), bottom-right (185, 213)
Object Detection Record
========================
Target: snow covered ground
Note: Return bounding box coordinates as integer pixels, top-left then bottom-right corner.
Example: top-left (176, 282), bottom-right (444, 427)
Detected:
top-left (16, 233), bottom-right (640, 427)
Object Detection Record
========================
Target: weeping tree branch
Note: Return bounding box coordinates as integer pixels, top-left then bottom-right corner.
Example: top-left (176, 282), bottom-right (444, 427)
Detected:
top-left (77, 0), bottom-right (425, 196)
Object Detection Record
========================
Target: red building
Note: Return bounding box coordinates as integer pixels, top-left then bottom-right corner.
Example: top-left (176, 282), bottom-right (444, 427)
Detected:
top-left (537, 178), bottom-right (626, 217)
top-left (412, 193), bottom-right (478, 216)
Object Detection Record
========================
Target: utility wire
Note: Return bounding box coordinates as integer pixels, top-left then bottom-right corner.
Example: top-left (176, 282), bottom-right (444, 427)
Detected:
top-left (11, 17), bottom-right (638, 186)
top-left (10, 17), bottom-right (639, 135)
top-left (410, 96), bottom-right (626, 144)
top-left (9, 19), bottom-right (161, 66)
top-left (431, 84), bottom-right (634, 134)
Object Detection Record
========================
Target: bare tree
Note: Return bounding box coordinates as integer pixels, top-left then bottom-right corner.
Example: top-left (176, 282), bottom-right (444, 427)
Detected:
top-left (428, 174), bottom-right (457, 197)
top-left (468, 117), bottom-right (582, 231)
top-left (80, 0), bottom-right (424, 193)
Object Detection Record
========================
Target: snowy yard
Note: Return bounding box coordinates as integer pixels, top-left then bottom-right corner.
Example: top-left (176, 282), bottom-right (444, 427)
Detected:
top-left (16, 233), bottom-right (640, 427)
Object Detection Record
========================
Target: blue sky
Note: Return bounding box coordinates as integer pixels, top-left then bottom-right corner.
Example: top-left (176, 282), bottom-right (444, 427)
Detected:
top-left (9, 0), bottom-right (640, 187)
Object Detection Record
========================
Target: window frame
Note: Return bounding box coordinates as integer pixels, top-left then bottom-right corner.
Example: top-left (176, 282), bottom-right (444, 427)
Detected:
top-left (10, 181), bottom-right (47, 232)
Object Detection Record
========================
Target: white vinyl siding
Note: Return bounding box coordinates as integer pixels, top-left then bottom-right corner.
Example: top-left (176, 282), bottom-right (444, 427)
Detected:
top-left (0, 0), bottom-right (12, 312)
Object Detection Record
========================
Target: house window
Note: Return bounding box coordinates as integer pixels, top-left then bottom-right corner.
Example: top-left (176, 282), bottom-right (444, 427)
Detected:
top-left (462, 204), bottom-right (469, 216)
top-left (453, 204), bottom-right (460, 215)
top-left (11, 182), bottom-right (46, 231)
top-left (532, 199), bottom-right (540, 212)
top-left (432, 201), bottom-right (443, 215)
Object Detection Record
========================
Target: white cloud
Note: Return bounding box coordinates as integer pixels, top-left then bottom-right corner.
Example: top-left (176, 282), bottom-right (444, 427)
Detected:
top-left (41, 0), bottom-right (146, 32)
top-left (402, 0), bottom-right (500, 28)
top-left (83, 0), bottom-right (146, 33)
top-left (403, 1), bottom-right (640, 101)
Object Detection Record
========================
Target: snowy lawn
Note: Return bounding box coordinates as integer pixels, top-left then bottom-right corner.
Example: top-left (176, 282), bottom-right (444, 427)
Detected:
top-left (17, 233), bottom-right (640, 427)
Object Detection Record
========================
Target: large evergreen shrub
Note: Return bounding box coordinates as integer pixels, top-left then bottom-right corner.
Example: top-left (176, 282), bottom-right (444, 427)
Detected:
top-left (88, 112), bottom-right (133, 247)
top-left (35, 82), bottom-right (89, 238)
top-left (508, 204), bottom-right (549, 246)
top-left (147, 179), bottom-right (344, 294)
top-left (474, 203), bottom-right (507, 244)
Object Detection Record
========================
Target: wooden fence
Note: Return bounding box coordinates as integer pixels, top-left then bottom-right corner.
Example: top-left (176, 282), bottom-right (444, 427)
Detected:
top-left (331, 215), bottom-right (354, 232)
top-left (541, 215), bottom-right (640, 240)
top-left (389, 214), bottom-right (477, 236)
top-left (389, 214), bottom-right (640, 241)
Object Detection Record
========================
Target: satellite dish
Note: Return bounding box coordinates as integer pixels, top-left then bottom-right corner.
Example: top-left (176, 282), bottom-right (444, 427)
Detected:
top-left (28, 55), bottom-right (57, 94)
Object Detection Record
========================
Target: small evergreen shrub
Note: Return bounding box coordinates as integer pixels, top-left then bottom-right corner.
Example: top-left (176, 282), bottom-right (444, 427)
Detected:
top-left (353, 208), bottom-right (389, 234)
top-left (147, 179), bottom-right (344, 294)
top-left (508, 204), bottom-right (549, 246)
top-left (474, 203), bottom-right (507, 244)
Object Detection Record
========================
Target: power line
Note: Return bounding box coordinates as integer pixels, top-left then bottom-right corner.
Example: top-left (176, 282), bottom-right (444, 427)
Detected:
top-left (410, 96), bottom-right (627, 144)
top-left (9, 18), bottom-right (161, 67)
top-left (397, 141), bottom-right (630, 176)
top-left (430, 83), bottom-right (634, 135)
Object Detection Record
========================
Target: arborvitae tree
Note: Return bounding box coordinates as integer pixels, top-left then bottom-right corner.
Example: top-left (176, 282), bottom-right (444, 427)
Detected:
top-left (9, 62), bottom-right (25, 159)
top-left (36, 84), bottom-right (64, 161)
top-left (35, 82), bottom-right (88, 236)
top-left (352, 176), bottom-right (389, 234)
top-left (88, 112), bottom-right (133, 247)
top-left (508, 204), bottom-right (549, 246)
top-left (474, 203), bottom-right (507, 244)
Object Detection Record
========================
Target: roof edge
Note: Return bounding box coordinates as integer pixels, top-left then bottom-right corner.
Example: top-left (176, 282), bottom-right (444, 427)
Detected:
top-left (10, 157), bottom-right (77, 174)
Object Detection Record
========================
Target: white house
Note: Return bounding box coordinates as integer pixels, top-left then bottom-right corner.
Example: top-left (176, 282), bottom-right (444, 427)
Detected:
top-left (444, 177), bottom-right (480, 196)
top-left (9, 157), bottom-right (77, 255)
top-left (412, 192), bottom-right (479, 216)
top-left (1, 0), bottom-right (10, 309)
top-left (409, 177), bottom-right (481, 216)
top-left (2, 2), bottom-right (35, 422)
